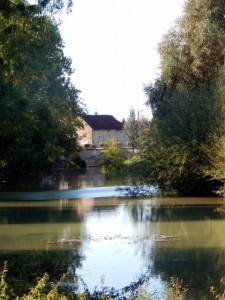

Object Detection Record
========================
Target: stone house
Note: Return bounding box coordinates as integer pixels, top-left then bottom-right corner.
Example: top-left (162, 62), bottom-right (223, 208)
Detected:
top-left (77, 114), bottom-right (128, 148)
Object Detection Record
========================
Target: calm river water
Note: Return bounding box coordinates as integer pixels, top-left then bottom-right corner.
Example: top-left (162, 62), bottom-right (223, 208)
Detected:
top-left (0, 168), bottom-right (225, 299)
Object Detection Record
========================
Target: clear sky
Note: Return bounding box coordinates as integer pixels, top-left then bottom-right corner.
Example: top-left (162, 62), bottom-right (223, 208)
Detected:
top-left (59, 0), bottom-right (186, 121)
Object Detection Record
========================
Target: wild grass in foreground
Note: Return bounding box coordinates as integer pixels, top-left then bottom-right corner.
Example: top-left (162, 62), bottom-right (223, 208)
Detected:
top-left (1, 262), bottom-right (225, 299)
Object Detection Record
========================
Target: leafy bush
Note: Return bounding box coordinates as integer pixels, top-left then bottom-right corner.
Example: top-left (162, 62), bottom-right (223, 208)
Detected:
top-left (2, 262), bottom-right (225, 300)
top-left (102, 139), bottom-right (126, 176)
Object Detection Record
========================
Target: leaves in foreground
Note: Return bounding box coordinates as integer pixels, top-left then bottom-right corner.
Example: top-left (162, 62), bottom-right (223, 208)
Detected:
top-left (2, 261), bottom-right (225, 299)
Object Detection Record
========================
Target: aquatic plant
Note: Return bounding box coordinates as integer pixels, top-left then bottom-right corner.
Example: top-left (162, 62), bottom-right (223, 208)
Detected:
top-left (0, 266), bottom-right (187, 300)
top-left (0, 261), bottom-right (14, 300)
top-left (116, 184), bottom-right (158, 198)
top-left (2, 262), bottom-right (225, 300)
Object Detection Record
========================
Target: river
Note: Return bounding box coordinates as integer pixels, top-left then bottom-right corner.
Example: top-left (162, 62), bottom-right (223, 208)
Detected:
top-left (0, 168), bottom-right (225, 299)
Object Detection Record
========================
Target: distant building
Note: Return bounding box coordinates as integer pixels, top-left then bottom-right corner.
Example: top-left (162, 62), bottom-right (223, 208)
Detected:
top-left (77, 114), bottom-right (128, 148)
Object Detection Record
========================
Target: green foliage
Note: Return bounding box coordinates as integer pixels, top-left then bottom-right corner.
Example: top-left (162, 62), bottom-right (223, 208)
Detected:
top-left (20, 272), bottom-right (51, 300)
top-left (142, 0), bottom-right (225, 196)
top-left (3, 262), bottom-right (225, 300)
top-left (102, 138), bottom-right (126, 176)
top-left (0, 262), bottom-right (12, 300)
top-left (0, 0), bottom-right (73, 18)
top-left (144, 78), bottom-right (168, 114)
top-left (181, 0), bottom-right (225, 82)
top-left (159, 0), bottom-right (225, 88)
top-left (124, 108), bottom-right (139, 152)
top-left (167, 278), bottom-right (187, 300)
top-left (209, 277), bottom-right (225, 300)
top-left (124, 154), bottom-right (150, 186)
top-left (0, 264), bottom-right (72, 300)
top-left (125, 108), bottom-right (149, 152)
top-left (143, 83), bottom-right (225, 195)
top-left (0, 0), bottom-right (83, 178)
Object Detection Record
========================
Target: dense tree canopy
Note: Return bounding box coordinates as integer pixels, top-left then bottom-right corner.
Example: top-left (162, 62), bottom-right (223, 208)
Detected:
top-left (159, 0), bottom-right (225, 89)
top-left (0, 0), bottom-right (83, 178)
top-left (138, 0), bottom-right (225, 196)
top-left (0, 0), bottom-right (73, 17)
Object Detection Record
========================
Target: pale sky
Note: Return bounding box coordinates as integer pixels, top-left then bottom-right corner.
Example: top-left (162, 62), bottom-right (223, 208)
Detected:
top-left (59, 0), bottom-right (186, 121)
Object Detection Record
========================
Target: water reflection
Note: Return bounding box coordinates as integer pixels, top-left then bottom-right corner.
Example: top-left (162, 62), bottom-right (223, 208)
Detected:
top-left (0, 190), bottom-right (224, 298)
top-left (0, 167), bottom-right (116, 192)
top-left (123, 199), bottom-right (225, 298)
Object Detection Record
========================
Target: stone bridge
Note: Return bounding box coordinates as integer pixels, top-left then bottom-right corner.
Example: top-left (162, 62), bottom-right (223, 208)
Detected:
top-left (79, 148), bottom-right (105, 167)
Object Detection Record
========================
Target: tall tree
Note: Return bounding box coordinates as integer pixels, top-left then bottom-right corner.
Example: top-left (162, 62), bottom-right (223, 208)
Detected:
top-left (159, 0), bottom-right (225, 88)
top-left (0, 0), bottom-right (83, 178)
top-left (144, 84), bottom-right (225, 195)
top-left (141, 0), bottom-right (225, 196)
top-left (124, 108), bottom-right (139, 152)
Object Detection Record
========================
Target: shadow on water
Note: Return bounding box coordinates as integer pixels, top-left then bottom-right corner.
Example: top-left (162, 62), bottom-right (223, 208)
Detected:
top-left (0, 198), bottom-right (225, 298)
top-left (1, 250), bottom-right (83, 296)
top-left (0, 168), bottom-right (225, 298)
top-left (151, 247), bottom-right (225, 298)
top-left (0, 167), bottom-right (118, 192)
top-left (123, 200), bottom-right (225, 298)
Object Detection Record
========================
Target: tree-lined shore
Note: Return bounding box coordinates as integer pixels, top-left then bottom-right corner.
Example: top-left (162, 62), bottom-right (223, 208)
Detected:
top-left (1, 0), bottom-right (225, 197)
top-left (125, 0), bottom-right (225, 196)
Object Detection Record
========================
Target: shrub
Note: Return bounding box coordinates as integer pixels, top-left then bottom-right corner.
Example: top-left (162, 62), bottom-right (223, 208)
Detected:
top-left (102, 139), bottom-right (126, 176)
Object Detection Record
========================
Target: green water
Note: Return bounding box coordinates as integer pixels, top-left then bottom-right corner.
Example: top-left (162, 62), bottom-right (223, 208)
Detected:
top-left (0, 169), bottom-right (225, 298)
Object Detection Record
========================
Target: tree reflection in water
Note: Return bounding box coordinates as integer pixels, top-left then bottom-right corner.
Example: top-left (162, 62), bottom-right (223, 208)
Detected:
top-left (124, 199), bottom-right (225, 298)
top-left (0, 187), bottom-right (225, 298)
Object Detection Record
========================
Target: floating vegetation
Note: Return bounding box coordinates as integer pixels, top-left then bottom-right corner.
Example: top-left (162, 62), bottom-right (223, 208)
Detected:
top-left (46, 234), bottom-right (154, 245)
top-left (46, 238), bottom-right (82, 244)
top-left (154, 235), bottom-right (181, 242)
top-left (46, 234), bottom-right (181, 246)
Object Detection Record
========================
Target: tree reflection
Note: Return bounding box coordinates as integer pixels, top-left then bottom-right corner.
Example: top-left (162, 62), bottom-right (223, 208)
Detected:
top-left (1, 195), bottom-right (225, 298)
top-left (0, 249), bottom-right (84, 296)
top-left (123, 199), bottom-right (225, 298)
top-left (124, 200), bottom-right (224, 223)
top-left (0, 200), bottom-right (89, 296)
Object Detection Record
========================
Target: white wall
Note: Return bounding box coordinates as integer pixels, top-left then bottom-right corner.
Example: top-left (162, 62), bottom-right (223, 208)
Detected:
top-left (77, 119), bottom-right (93, 146)
top-left (93, 130), bottom-right (127, 147)
top-left (77, 118), bottom-right (128, 147)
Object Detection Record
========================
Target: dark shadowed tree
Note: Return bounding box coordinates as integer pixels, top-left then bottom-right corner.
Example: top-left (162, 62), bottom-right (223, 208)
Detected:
top-left (0, 0), bottom-right (83, 178)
